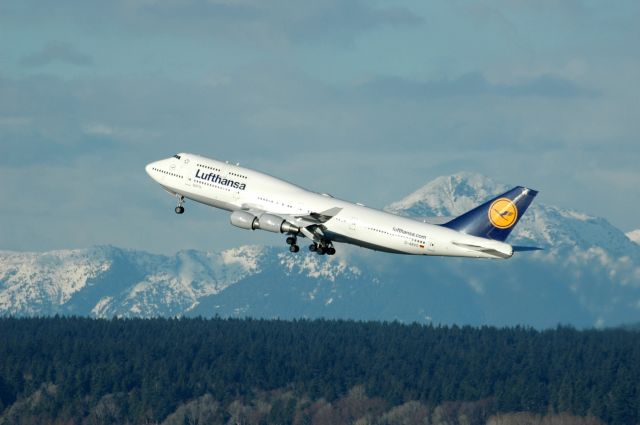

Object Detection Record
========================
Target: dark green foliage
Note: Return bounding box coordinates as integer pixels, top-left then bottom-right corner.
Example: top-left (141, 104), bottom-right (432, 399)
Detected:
top-left (0, 317), bottom-right (637, 424)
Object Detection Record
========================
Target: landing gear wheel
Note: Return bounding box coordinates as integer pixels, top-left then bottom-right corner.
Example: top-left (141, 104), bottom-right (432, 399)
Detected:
top-left (175, 195), bottom-right (185, 214)
top-left (289, 245), bottom-right (300, 253)
top-left (286, 236), bottom-right (297, 245)
top-left (309, 242), bottom-right (334, 255)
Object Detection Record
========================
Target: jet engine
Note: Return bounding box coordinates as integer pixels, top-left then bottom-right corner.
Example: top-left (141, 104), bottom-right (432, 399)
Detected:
top-left (230, 211), bottom-right (299, 234)
top-left (230, 210), bottom-right (258, 230)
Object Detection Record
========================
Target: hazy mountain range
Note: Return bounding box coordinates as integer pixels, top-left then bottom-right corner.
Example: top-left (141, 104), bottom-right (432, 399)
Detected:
top-left (2, 173), bottom-right (639, 328)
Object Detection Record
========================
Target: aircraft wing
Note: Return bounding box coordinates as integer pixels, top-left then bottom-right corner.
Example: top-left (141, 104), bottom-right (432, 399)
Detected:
top-left (451, 241), bottom-right (513, 259)
top-left (240, 205), bottom-right (342, 228)
top-left (291, 207), bottom-right (342, 224)
top-left (239, 206), bottom-right (342, 242)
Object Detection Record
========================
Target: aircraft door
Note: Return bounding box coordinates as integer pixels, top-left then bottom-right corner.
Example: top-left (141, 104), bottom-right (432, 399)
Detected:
top-left (181, 158), bottom-right (192, 187)
top-left (232, 190), bottom-right (241, 206)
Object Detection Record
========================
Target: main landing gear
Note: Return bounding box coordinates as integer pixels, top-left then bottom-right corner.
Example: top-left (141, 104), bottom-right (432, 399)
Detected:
top-left (309, 241), bottom-right (336, 256)
top-left (286, 236), bottom-right (300, 253)
top-left (286, 236), bottom-right (335, 255)
top-left (175, 195), bottom-right (185, 214)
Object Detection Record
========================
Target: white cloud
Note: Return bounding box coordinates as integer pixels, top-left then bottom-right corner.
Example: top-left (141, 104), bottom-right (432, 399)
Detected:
top-left (1, 0), bottom-right (639, 253)
top-left (21, 42), bottom-right (93, 67)
top-left (84, 123), bottom-right (115, 136)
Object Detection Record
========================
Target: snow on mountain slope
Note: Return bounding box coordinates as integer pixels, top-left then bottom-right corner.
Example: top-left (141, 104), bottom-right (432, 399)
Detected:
top-left (0, 245), bottom-right (265, 317)
top-left (0, 244), bottom-right (365, 318)
top-left (388, 172), bottom-right (640, 259)
top-left (278, 250), bottom-right (362, 282)
top-left (91, 245), bottom-right (268, 317)
top-left (0, 247), bottom-right (111, 315)
top-left (386, 172), bottom-right (507, 217)
top-left (1, 173), bottom-right (639, 327)
top-left (628, 230), bottom-right (640, 245)
top-left (382, 173), bottom-right (640, 327)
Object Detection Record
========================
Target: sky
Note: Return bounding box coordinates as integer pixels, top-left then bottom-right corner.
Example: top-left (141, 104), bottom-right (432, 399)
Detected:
top-left (1, 0), bottom-right (639, 255)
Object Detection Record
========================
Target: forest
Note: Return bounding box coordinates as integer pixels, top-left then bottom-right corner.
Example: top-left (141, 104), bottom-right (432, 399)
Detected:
top-left (0, 317), bottom-right (638, 424)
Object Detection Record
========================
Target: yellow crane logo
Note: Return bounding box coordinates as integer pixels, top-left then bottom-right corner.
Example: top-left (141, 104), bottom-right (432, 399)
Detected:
top-left (488, 198), bottom-right (518, 229)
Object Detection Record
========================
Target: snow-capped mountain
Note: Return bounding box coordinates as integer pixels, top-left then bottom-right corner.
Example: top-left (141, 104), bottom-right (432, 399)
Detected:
top-left (389, 173), bottom-right (639, 258)
top-left (0, 245), bottom-right (362, 318)
top-left (0, 245), bottom-right (261, 317)
top-left (628, 229), bottom-right (640, 245)
top-left (386, 172), bottom-right (509, 218)
top-left (1, 173), bottom-right (639, 328)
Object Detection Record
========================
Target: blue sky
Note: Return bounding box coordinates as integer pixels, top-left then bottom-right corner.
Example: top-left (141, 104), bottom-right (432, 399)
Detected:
top-left (1, 0), bottom-right (639, 254)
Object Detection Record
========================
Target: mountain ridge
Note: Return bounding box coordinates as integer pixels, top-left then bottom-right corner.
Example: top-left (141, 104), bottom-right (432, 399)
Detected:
top-left (2, 173), bottom-right (639, 328)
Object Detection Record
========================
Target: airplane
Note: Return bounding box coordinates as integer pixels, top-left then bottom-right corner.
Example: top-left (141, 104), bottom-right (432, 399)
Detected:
top-left (145, 153), bottom-right (538, 259)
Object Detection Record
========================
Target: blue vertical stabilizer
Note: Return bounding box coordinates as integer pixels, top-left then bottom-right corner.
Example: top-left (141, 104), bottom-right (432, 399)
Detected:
top-left (442, 186), bottom-right (538, 242)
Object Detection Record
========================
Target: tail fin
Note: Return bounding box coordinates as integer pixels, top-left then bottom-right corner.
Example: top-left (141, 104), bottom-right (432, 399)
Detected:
top-left (442, 186), bottom-right (538, 242)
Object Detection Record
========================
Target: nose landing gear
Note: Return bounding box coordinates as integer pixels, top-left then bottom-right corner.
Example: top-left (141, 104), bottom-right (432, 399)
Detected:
top-left (175, 195), bottom-right (185, 214)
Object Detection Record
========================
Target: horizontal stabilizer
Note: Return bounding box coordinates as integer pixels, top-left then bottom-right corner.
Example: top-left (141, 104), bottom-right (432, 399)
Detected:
top-left (451, 241), bottom-right (512, 259)
top-left (512, 246), bottom-right (544, 252)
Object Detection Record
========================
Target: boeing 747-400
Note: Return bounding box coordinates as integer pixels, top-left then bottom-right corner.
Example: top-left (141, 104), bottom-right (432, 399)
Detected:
top-left (145, 153), bottom-right (538, 258)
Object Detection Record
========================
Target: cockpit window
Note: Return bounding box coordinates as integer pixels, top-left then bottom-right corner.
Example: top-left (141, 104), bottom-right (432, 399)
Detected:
top-left (173, 154), bottom-right (181, 159)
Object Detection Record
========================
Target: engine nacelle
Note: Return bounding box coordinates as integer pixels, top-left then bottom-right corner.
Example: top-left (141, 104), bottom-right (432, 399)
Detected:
top-left (230, 210), bottom-right (258, 230)
top-left (257, 213), bottom-right (299, 234)
top-left (229, 211), bottom-right (299, 234)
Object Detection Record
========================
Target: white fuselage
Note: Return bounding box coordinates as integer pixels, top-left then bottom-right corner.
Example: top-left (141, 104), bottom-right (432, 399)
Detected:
top-left (145, 153), bottom-right (513, 259)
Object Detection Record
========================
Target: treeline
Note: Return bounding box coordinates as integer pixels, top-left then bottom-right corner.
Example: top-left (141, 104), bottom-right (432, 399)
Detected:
top-left (0, 317), bottom-right (638, 424)
top-left (0, 383), bottom-right (605, 425)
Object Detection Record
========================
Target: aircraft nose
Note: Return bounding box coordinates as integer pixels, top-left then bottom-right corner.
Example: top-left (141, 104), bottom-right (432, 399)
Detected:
top-left (145, 162), bottom-right (155, 178)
